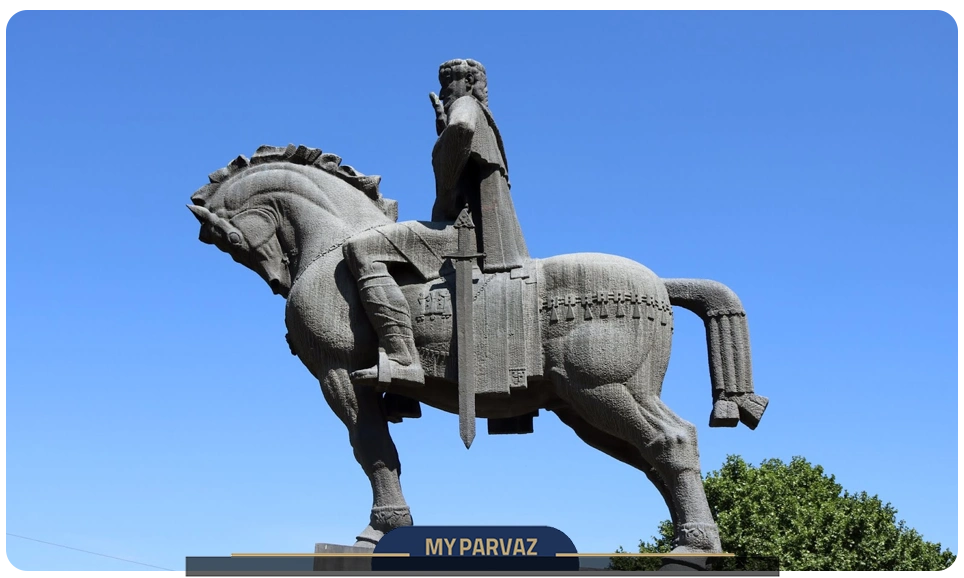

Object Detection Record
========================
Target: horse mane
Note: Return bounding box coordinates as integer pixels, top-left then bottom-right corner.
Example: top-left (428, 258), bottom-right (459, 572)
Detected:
top-left (192, 144), bottom-right (398, 221)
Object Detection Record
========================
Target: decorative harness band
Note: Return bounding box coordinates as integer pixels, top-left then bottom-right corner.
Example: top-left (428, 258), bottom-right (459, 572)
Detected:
top-left (290, 225), bottom-right (385, 290)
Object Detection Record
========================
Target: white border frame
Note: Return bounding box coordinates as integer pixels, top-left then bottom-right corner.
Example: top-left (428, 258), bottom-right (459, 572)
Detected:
top-left (0, 0), bottom-right (964, 578)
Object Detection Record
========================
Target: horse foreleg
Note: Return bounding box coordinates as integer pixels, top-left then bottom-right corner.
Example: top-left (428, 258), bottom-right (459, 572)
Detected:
top-left (320, 367), bottom-right (413, 548)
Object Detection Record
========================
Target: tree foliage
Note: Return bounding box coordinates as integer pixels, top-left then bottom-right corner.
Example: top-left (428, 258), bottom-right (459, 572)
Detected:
top-left (611, 456), bottom-right (956, 571)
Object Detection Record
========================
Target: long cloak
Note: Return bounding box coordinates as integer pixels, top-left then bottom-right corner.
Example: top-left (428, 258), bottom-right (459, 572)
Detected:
top-left (431, 96), bottom-right (529, 272)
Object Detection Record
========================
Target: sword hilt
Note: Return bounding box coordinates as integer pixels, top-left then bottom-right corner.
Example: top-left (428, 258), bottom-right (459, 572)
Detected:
top-left (453, 205), bottom-right (476, 229)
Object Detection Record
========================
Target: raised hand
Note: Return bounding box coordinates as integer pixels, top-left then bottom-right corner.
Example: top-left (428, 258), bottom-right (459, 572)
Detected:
top-left (429, 92), bottom-right (447, 136)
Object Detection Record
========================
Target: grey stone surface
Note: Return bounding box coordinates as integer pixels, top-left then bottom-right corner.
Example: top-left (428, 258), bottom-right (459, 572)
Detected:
top-left (187, 59), bottom-right (769, 558)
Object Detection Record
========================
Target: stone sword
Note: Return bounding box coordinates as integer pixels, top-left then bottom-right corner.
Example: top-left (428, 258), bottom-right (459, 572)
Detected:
top-left (444, 206), bottom-right (484, 449)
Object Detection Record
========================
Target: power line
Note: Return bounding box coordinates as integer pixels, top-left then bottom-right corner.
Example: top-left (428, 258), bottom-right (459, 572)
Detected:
top-left (6, 533), bottom-right (175, 571)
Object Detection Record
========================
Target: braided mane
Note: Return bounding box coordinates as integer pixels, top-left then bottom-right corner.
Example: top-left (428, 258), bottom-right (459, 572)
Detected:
top-left (191, 144), bottom-right (398, 221)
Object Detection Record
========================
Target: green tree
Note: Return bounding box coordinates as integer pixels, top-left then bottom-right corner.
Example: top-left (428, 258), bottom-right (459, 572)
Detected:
top-left (610, 456), bottom-right (956, 571)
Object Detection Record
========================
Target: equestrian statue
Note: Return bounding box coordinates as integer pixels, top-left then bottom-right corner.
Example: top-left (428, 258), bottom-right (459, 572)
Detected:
top-left (187, 59), bottom-right (769, 558)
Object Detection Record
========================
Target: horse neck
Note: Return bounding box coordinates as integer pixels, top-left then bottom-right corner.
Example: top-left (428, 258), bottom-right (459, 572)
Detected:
top-left (272, 174), bottom-right (392, 280)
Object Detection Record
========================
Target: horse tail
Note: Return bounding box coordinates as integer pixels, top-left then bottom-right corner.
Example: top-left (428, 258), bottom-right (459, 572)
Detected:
top-left (662, 278), bottom-right (768, 430)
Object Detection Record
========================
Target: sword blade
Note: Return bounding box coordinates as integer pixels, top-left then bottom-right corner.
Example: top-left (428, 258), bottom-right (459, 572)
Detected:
top-left (455, 257), bottom-right (476, 449)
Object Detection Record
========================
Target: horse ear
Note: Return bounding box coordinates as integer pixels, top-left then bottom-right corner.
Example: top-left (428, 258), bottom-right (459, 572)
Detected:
top-left (187, 204), bottom-right (216, 226)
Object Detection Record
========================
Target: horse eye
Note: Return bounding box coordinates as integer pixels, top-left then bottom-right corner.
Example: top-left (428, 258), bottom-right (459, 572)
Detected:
top-left (228, 232), bottom-right (242, 245)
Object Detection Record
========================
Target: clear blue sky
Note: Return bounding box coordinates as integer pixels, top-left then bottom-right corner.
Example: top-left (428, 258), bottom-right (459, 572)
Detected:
top-left (4, 10), bottom-right (958, 573)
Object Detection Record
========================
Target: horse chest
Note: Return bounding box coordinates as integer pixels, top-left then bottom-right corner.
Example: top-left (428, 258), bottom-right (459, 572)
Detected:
top-left (285, 258), bottom-right (374, 363)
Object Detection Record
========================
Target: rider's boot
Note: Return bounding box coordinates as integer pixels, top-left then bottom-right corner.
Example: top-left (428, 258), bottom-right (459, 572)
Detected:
top-left (350, 273), bottom-right (425, 386)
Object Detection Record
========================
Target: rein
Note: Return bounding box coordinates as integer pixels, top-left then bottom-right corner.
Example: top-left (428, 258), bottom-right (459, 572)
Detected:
top-left (290, 225), bottom-right (385, 289)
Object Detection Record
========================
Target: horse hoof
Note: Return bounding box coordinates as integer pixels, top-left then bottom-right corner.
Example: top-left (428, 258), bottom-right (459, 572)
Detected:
top-left (351, 539), bottom-right (377, 550)
top-left (354, 525), bottom-right (382, 549)
top-left (709, 399), bottom-right (739, 427)
top-left (736, 394), bottom-right (768, 430)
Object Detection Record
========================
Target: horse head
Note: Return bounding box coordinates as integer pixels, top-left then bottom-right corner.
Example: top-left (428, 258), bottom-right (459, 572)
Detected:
top-left (187, 201), bottom-right (293, 296)
top-left (188, 144), bottom-right (399, 299)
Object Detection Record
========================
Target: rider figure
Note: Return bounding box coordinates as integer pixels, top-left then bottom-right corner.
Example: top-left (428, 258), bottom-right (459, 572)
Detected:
top-left (343, 58), bottom-right (529, 385)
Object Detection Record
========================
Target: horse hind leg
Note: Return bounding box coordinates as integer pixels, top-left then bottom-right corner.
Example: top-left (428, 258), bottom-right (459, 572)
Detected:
top-left (320, 367), bottom-right (413, 548)
top-left (551, 369), bottom-right (722, 555)
top-left (551, 405), bottom-right (678, 531)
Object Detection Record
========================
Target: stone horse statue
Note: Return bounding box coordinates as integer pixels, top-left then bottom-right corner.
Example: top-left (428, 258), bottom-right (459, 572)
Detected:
top-left (187, 143), bottom-right (768, 557)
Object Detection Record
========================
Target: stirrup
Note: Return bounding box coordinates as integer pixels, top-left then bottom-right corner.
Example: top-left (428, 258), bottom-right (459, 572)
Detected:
top-left (351, 349), bottom-right (425, 386)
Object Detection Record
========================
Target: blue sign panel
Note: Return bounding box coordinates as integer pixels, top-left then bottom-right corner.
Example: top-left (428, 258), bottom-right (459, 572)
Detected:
top-left (372, 525), bottom-right (579, 571)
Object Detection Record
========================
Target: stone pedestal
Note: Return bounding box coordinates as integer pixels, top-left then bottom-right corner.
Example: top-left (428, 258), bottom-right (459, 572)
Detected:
top-left (312, 543), bottom-right (373, 572)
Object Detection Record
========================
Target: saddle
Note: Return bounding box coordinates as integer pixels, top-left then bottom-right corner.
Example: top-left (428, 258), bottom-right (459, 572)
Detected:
top-left (411, 262), bottom-right (544, 396)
